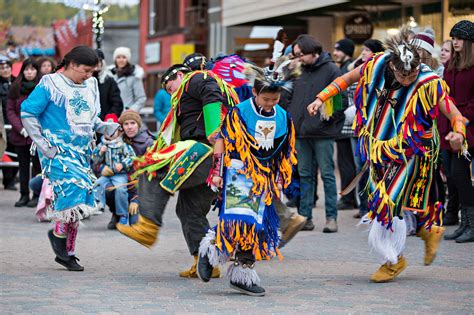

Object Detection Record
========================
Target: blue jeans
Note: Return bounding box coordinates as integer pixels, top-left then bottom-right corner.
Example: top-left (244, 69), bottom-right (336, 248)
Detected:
top-left (29, 175), bottom-right (43, 196)
top-left (94, 174), bottom-right (129, 217)
top-left (296, 138), bottom-right (337, 220)
top-left (351, 137), bottom-right (368, 215)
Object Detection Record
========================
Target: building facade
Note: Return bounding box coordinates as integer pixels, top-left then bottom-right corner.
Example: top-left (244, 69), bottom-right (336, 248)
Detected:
top-left (138, 0), bottom-right (209, 98)
top-left (211, 0), bottom-right (472, 64)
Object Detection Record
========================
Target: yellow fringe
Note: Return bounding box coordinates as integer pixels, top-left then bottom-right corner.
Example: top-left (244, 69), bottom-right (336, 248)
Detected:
top-left (224, 109), bottom-right (296, 205)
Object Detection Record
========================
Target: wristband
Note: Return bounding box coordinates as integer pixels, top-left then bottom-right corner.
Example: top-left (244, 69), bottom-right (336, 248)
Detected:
top-left (451, 115), bottom-right (467, 139)
top-left (316, 77), bottom-right (349, 102)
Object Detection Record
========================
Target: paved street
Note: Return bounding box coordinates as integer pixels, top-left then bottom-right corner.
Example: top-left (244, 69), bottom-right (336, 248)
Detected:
top-left (1, 187), bottom-right (473, 314)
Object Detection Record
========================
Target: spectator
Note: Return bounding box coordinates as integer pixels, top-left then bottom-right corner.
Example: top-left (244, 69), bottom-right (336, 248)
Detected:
top-left (288, 34), bottom-right (344, 232)
top-left (105, 110), bottom-right (155, 230)
top-left (440, 40), bottom-right (453, 68)
top-left (94, 49), bottom-right (123, 120)
top-left (37, 57), bottom-right (57, 75)
top-left (437, 39), bottom-right (458, 226)
top-left (271, 29), bottom-right (288, 67)
top-left (153, 88), bottom-right (171, 128)
top-left (333, 38), bottom-right (357, 210)
top-left (6, 58), bottom-right (42, 207)
top-left (411, 28), bottom-right (443, 76)
top-left (92, 124), bottom-right (136, 225)
top-left (0, 58), bottom-right (19, 191)
top-left (442, 20), bottom-right (474, 243)
top-left (108, 47), bottom-right (146, 113)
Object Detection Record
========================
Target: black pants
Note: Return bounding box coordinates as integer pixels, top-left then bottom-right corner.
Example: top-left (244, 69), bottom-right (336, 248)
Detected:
top-left (1, 141), bottom-right (18, 188)
top-left (16, 145), bottom-right (41, 196)
top-left (450, 148), bottom-right (474, 207)
top-left (139, 156), bottom-right (216, 255)
top-left (336, 138), bottom-right (356, 204)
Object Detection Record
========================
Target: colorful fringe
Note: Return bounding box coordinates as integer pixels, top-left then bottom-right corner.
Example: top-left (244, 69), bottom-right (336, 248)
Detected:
top-left (354, 53), bottom-right (452, 230)
top-left (133, 71), bottom-right (240, 181)
top-left (417, 201), bottom-right (444, 231)
top-left (156, 70), bottom-right (240, 151)
top-left (220, 107), bottom-right (297, 206)
top-left (215, 204), bottom-right (282, 261)
top-left (320, 93), bottom-right (343, 120)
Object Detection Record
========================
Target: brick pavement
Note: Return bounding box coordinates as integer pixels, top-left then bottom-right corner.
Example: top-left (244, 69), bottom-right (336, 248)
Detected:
top-left (1, 188), bottom-right (473, 314)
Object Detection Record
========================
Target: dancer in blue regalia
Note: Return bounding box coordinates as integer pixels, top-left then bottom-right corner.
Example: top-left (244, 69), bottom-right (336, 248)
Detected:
top-left (21, 46), bottom-right (119, 271)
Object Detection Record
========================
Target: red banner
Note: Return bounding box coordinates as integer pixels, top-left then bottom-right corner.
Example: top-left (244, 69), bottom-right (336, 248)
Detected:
top-left (52, 14), bottom-right (92, 59)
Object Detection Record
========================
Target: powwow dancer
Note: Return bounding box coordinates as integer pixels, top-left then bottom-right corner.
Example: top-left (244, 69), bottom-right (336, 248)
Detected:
top-left (21, 46), bottom-right (119, 271)
top-left (307, 29), bottom-right (467, 283)
top-left (197, 60), bottom-right (298, 296)
top-left (117, 64), bottom-right (239, 278)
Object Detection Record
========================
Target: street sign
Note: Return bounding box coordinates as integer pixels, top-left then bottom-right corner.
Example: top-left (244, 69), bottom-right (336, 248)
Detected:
top-left (145, 41), bottom-right (161, 64)
top-left (344, 14), bottom-right (373, 44)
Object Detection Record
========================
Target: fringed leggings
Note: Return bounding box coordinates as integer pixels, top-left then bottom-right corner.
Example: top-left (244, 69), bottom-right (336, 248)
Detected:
top-left (54, 221), bottom-right (79, 256)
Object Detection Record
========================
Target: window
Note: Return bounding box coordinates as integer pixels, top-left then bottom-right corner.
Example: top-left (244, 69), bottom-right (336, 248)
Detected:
top-left (149, 0), bottom-right (180, 35)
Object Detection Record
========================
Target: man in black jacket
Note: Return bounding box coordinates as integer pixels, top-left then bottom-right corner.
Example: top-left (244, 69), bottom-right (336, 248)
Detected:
top-left (0, 59), bottom-right (18, 190)
top-left (287, 35), bottom-right (344, 233)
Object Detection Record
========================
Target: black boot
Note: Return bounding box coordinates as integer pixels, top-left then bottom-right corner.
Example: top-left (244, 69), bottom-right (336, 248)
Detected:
top-left (55, 256), bottom-right (84, 271)
top-left (14, 194), bottom-right (30, 207)
top-left (47, 229), bottom-right (69, 260)
top-left (443, 210), bottom-right (459, 226)
top-left (456, 207), bottom-right (474, 243)
top-left (27, 194), bottom-right (39, 208)
top-left (444, 208), bottom-right (467, 240)
top-left (107, 214), bottom-right (119, 230)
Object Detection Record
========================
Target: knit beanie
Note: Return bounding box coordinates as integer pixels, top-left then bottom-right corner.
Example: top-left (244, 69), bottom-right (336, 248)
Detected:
top-left (334, 38), bottom-right (355, 57)
top-left (119, 110), bottom-right (142, 128)
top-left (450, 20), bottom-right (474, 42)
top-left (363, 39), bottom-right (385, 54)
top-left (411, 28), bottom-right (435, 55)
top-left (113, 46), bottom-right (132, 61)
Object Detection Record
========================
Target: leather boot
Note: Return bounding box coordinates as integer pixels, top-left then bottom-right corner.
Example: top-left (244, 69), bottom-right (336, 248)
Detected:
top-left (417, 225), bottom-right (444, 265)
top-left (116, 214), bottom-right (159, 248)
top-left (445, 208), bottom-right (467, 240)
top-left (370, 256), bottom-right (407, 283)
top-left (280, 213), bottom-right (306, 248)
top-left (180, 255), bottom-right (221, 278)
top-left (14, 194), bottom-right (30, 207)
top-left (455, 207), bottom-right (474, 243)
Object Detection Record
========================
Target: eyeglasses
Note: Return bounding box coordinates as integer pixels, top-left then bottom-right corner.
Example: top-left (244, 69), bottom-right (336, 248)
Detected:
top-left (293, 52), bottom-right (309, 59)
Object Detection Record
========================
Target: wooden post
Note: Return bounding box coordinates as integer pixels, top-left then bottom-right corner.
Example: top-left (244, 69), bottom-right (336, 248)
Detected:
top-left (442, 0), bottom-right (450, 42)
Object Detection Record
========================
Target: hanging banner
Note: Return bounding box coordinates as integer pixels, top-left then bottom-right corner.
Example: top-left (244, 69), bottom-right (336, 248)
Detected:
top-left (53, 12), bottom-right (93, 59)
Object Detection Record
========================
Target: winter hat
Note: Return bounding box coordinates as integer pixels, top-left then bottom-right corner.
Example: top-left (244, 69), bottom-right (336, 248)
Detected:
top-left (119, 110), bottom-right (142, 128)
top-left (450, 20), bottom-right (474, 42)
top-left (334, 39), bottom-right (355, 57)
top-left (411, 28), bottom-right (435, 55)
top-left (104, 113), bottom-right (119, 123)
top-left (113, 46), bottom-right (132, 61)
top-left (363, 39), bottom-right (385, 54)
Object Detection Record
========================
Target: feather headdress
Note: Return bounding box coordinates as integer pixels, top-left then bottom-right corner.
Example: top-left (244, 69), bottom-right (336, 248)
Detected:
top-left (385, 27), bottom-right (421, 76)
top-left (244, 56), bottom-right (301, 93)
